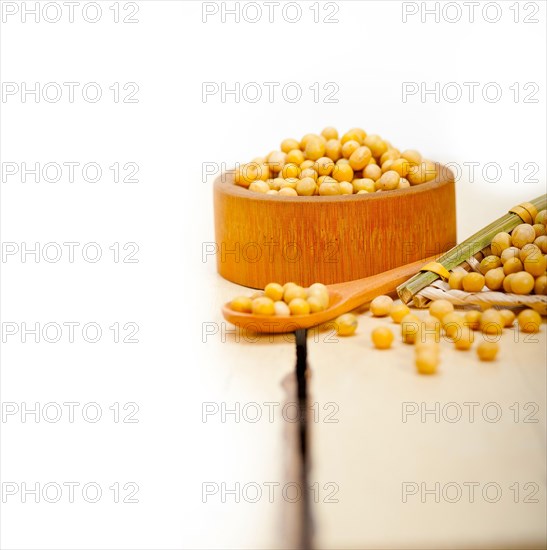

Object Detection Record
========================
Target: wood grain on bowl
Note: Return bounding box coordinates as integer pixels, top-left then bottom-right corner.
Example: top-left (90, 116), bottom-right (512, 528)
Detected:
top-left (213, 163), bottom-right (456, 288)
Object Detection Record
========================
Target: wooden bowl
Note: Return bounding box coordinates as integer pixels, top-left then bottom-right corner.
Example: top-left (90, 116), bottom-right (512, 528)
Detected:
top-left (213, 164), bottom-right (456, 288)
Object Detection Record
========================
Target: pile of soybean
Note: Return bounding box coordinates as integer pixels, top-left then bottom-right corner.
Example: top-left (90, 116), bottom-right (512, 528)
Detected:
top-left (449, 210), bottom-right (547, 296)
top-left (234, 127), bottom-right (437, 196)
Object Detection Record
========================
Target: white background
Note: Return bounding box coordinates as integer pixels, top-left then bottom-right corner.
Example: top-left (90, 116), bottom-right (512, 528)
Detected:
top-left (1, 1), bottom-right (546, 548)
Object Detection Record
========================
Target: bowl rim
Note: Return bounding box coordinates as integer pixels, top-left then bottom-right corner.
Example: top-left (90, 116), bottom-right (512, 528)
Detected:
top-left (214, 162), bottom-right (454, 202)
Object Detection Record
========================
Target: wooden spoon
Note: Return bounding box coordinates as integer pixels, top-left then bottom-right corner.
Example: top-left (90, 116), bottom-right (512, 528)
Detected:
top-left (222, 256), bottom-right (437, 333)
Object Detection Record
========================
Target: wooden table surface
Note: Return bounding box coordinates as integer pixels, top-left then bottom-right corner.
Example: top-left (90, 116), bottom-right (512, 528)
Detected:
top-left (200, 187), bottom-right (547, 550)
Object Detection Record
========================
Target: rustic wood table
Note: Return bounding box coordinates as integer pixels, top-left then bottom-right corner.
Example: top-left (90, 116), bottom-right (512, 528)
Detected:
top-left (197, 187), bottom-right (546, 550)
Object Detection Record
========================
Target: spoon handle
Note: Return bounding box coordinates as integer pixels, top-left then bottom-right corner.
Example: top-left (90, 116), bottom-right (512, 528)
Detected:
top-left (328, 255), bottom-right (439, 310)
